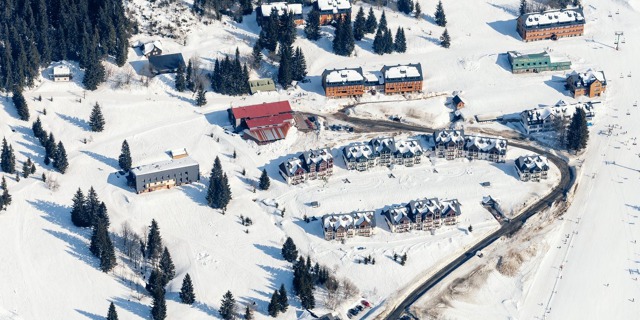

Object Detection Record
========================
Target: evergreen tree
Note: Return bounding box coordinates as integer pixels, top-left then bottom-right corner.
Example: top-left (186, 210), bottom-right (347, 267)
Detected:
top-left (383, 28), bottom-right (394, 54)
top-left (89, 103), bottom-right (105, 132)
top-left (394, 27), bottom-right (407, 53)
top-left (277, 44), bottom-right (293, 88)
top-left (99, 226), bottom-right (117, 272)
top-left (304, 7), bottom-right (322, 41)
top-left (175, 63), bottom-right (186, 92)
top-left (30, 163), bottom-right (36, 174)
top-left (373, 27), bottom-right (385, 55)
top-left (267, 290), bottom-right (280, 317)
top-left (244, 305), bottom-right (254, 320)
top-left (106, 302), bottom-right (119, 320)
top-left (146, 269), bottom-right (167, 297)
top-left (279, 11), bottom-right (297, 48)
top-left (277, 284), bottom-right (288, 312)
top-left (365, 7), bottom-right (378, 34)
top-left (70, 188), bottom-right (90, 227)
top-left (44, 133), bottom-right (57, 166)
top-left (281, 237), bottom-right (298, 262)
top-left (83, 58), bottom-right (106, 91)
top-left (353, 7), bottom-right (366, 41)
top-left (219, 291), bottom-right (237, 320)
top-left (398, 0), bottom-right (414, 15)
top-left (32, 117), bottom-right (45, 142)
top-left (415, 2), bottom-right (422, 19)
top-left (186, 59), bottom-right (195, 92)
top-left (217, 173), bottom-right (232, 211)
top-left (566, 108), bottom-right (589, 151)
top-left (22, 159), bottom-right (31, 178)
top-left (90, 218), bottom-right (116, 272)
top-left (85, 187), bottom-right (101, 226)
top-left (259, 13), bottom-right (279, 52)
top-left (251, 42), bottom-right (263, 69)
top-left (1, 176), bottom-right (11, 210)
top-left (440, 28), bottom-right (451, 48)
top-left (1, 138), bottom-right (16, 174)
top-left (12, 90), bottom-right (30, 121)
top-left (259, 169), bottom-right (270, 190)
top-left (53, 141), bottom-right (68, 174)
top-left (434, 1), bottom-right (447, 27)
top-left (195, 84), bottom-right (207, 106)
top-left (206, 157), bottom-right (222, 207)
top-left (379, 11), bottom-right (388, 31)
top-left (179, 273), bottom-right (196, 304)
top-left (119, 140), bottom-right (132, 171)
top-left (147, 219), bottom-right (164, 263)
top-left (151, 290), bottom-right (167, 320)
top-left (519, 0), bottom-right (528, 15)
top-left (159, 247), bottom-right (176, 280)
top-left (292, 48), bottom-right (308, 82)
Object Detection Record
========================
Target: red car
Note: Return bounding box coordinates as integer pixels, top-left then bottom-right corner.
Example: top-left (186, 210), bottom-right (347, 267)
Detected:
top-left (361, 300), bottom-right (371, 308)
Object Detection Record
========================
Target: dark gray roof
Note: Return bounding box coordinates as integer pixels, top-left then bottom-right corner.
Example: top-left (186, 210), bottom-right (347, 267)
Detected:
top-left (149, 53), bottom-right (186, 74)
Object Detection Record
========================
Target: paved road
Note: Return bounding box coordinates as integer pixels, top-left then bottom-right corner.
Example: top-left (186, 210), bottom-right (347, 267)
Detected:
top-left (314, 112), bottom-right (575, 320)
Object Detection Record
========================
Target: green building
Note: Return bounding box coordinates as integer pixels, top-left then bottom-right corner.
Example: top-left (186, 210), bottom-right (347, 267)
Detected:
top-left (248, 78), bottom-right (276, 94)
top-left (507, 51), bottom-right (571, 74)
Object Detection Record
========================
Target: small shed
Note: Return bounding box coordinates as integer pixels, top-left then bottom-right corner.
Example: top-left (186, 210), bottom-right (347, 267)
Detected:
top-left (310, 201), bottom-right (320, 208)
top-left (169, 148), bottom-right (188, 159)
top-left (52, 66), bottom-right (72, 82)
top-left (148, 53), bottom-right (186, 75)
top-left (249, 79), bottom-right (276, 94)
top-left (452, 95), bottom-right (465, 109)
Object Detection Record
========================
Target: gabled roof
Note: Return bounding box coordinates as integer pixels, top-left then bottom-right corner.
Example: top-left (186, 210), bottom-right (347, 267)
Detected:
top-left (260, 2), bottom-right (303, 16)
top-left (143, 40), bottom-right (163, 55)
top-left (452, 95), bottom-right (464, 105)
top-left (515, 155), bottom-right (550, 173)
top-left (148, 53), bottom-right (185, 72)
top-left (245, 113), bottom-right (293, 129)
top-left (53, 65), bottom-right (71, 76)
top-left (568, 69), bottom-right (607, 88)
top-left (232, 101), bottom-right (293, 120)
top-left (520, 8), bottom-right (585, 30)
top-left (464, 135), bottom-right (507, 155)
top-left (433, 130), bottom-right (465, 145)
top-left (249, 78), bottom-right (276, 94)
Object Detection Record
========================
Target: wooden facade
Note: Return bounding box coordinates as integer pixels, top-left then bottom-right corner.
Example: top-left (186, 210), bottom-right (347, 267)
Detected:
top-left (384, 80), bottom-right (423, 94)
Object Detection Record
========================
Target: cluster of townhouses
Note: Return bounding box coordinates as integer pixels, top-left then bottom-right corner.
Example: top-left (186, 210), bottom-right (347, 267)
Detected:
top-left (322, 63), bottom-right (423, 98)
top-left (322, 211), bottom-right (375, 241)
top-left (433, 130), bottom-right (508, 162)
top-left (514, 155), bottom-right (550, 182)
top-left (342, 137), bottom-right (424, 171)
top-left (520, 100), bottom-right (599, 134)
top-left (256, 0), bottom-right (351, 26)
top-left (279, 148), bottom-right (335, 185)
top-left (382, 198), bottom-right (462, 233)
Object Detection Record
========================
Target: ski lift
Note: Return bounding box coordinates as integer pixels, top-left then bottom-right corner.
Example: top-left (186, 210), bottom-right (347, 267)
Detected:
top-left (622, 38), bottom-right (626, 43)
top-left (616, 9), bottom-right (620, 14)
top-left (628, 73), bottom-right (632, 77)
top-left (608, 12), bottom-right (612, 17)
top-left (634, 101), bottom-right (638, 107)
top-left (627, 110), bottom-right (631, 115)
top-left (620, 73), bottom-right (624, 78)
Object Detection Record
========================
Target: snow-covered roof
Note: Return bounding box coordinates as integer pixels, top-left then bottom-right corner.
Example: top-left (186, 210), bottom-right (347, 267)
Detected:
top-left (522, 101), bottom-right (597, 124)
top-left (143, 40), bottom-right (163, 55)
top-left (568, 69), bottom-right (607, 88)
top-left (464, 135), bottom-right (507, 154)
top-left (522, 8), bottom-right (584, 29)
top-left (382, 64), bottom-right (422, 80)
top-left (53, 65), bottom-right (71, 76)
top-left (434, 130), bottom-right (465, 145)
top-left (394, 139), bottom-right (423, 157)
top-left (508, 50), bottom-right (569, 64)
top-left (302, 148), bottom-right (333, 165)
top-left (260, 2), bottom-right (303, 16)
top-left (316, 0), bottom-right (351, 12)
top-left (323, 68), bottom-right (364, 84)
top-left (169, 148), bottom-right (188, 158)
top-left (131, 156), bottom-right (199, 177)
top-left (279, 156), bottom-right (306, 177)
top-left (343, 142), bottom-right (375, 161)
top-left (407, 198), bottom-right (462, 219)
top-left (515, 155), bottom-right (549, 173)
top-left (363, 71), bottom-right (384, 85)
top-left (369, 137), bottom-right (395, 154)
top-left (383, 205), bottom-right (412, 224)
top-left (323, 211), bottom-right (375, 231)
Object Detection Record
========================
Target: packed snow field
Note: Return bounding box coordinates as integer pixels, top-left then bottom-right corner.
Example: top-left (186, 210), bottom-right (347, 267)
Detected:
top-left (0, 0), bottom-right (632, 319)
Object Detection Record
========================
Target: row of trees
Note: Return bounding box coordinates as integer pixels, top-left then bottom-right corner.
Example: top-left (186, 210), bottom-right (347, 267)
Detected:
top-left (32, 118), bottom-right (69, 173)
top-left (211, 49), bottom-right (251, 96)
top-left (0, 0), bottom-right (129, 91)
top-left (12, 90), bottom-right (29, 121)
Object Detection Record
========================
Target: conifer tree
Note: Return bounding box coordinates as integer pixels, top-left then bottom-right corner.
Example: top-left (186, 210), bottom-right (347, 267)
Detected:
top-left (186, 59), bottom-right (195, 92)
top-left (83, 57), bottom-right (106, 91)
top-left (277, 284), bottom-right (288, 312)
top-left (151, 290), bottom-right (167, 320)
top-left (415, 2), bottom-right (422, 19)
top-left (251, 42), bottom-right (263, 69)
top-left (71, 188), bottom-right (90, 227)
top-left (383, 28), bottom-right (394, 54)
top-left (54, 141), bottom-right (68, 174)
top-left (22, 159), bottom-right (31, 178)
top-left (566, 108), bottom-right (589, 151)
top-left (398, 0), bottom-right (414, 15)
top-left (179, 273), bottom-right (196, 304)
top-left (440, 28), bottom-right (451, 48)
top-left (292, 48), bottom-right (308, 82)
top-left (217, 173), bottom-right (232, 211)
top-left (99, 227), bottom-right (117, 272)
top-left (89, 103), bottom-right (105, 132)
top-left (1, 138), bottom-right (16, 174)
top-left (259, 169), bottom-right (270, 190)
top-left (373, 27), bottom-right (385, 55)
top-left (106, 302), bottom-right (119, 320)
top-left (353, 7), bottom-right (366, 41)
top-left (147, 219), bottom-right (164, 263)
top-left (1, 177), bottom-right (11, 210)
top-left (379, 11), bottom-right (388, 31)
top-left (85, 187), bottom-right (101, 226)
top-left (279, 11), bottom-right (297, 48)
top-left (206, 157), bottom-right (222, 207)
top-left (146, 269), bottom-right (167, 297)
top-left (365, 7), bottom-right (378, 34)
top-left (304, 7), bottom-right (322, 40)
top-left (30, 163), bottom-right (36, 174)
top-left (12, 89), bottom-right (30, 121)
top-left (119, 140), bottom-right (132, 171)
top-left (244, 305), bottom-right (254, 320)
top-left (519, 0), bottom-right (528, 15)
top-left (32, 117), bottom-right (45, 142)
top-left (195, 84), bottom-right (207, 106)
top-left (394, 27), bottom-right (407, 53)
top-left (175, 63), bottom-right (186, 92)
top-left (281, 237), bottom-right (298, 262)
top-left (159, 247), bottom-right (176, 281)
top-left (44, 133), bottom-right (57, 165)
top-left (219, 291), bottom-right (237, 320)
top-left (268, 290), bottom-right (280, 317)
top-left (434, 1), bottom-right (447, 27)
top-left (277, 44), bottom-right (293, 88)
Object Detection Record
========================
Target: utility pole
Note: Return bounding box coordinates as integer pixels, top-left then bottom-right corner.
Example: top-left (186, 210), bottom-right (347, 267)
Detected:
top-left (614, 31), bottom-right (624, 50)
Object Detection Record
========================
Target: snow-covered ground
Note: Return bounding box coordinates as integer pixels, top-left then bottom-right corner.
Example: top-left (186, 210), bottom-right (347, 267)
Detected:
top-left (1, 0), bottom-right (636, 318)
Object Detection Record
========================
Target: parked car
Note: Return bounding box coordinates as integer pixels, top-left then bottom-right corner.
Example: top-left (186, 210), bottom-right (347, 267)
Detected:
top-left (361, 300), bottom-right (371, 308)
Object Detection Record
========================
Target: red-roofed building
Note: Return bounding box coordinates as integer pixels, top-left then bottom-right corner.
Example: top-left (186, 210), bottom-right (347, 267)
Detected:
top-left (229, 101), bottom-right (295, 144)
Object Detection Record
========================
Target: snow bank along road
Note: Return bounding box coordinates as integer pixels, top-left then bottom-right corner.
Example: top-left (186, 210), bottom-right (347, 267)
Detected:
top-left (317, 112), bottom-right (575, 319)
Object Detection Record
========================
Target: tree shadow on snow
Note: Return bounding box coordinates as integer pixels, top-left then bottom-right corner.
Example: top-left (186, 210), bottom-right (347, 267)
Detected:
top-left (486, 20), bottom-right (521, 40)
top-left (80, 150), bottom-right (119, 169)
top-left (56, 112), bottom-right (90, 130)
top-left (487, 3), bottom-right (518, 16)
top-left (626, 204), bottom-right (640, 212)
top-left (28, 199), bottom-right (85, 236)
top-left (111, 296), bottom-right (149, 319)
top-left (253, 243), bottom-right (283, 260)
top-left (75, 309), bottom-right (103, 320)
top-left (43, 229), bottom-right (96, 268)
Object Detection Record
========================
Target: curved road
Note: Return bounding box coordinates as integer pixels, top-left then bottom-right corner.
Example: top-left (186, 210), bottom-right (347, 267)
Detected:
top-left (316, 111), bottom-right (575, 319)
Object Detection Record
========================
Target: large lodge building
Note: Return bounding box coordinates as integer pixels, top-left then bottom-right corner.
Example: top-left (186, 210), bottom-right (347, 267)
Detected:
top-left (517, 8), bottom-right (585, 42)
top-left (322, 63), bottom-right (423, 98)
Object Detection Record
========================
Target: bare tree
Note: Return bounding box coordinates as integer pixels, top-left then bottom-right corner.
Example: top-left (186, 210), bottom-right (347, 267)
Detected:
top-left (341, 278), bottom-right (359, 300)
